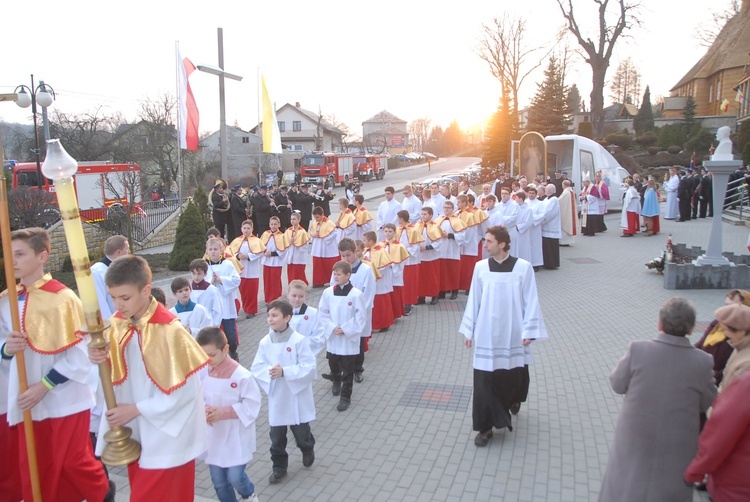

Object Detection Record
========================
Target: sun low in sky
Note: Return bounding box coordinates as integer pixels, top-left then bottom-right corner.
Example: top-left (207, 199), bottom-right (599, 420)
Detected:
top-left (2, 0), bottom-right (719, 137)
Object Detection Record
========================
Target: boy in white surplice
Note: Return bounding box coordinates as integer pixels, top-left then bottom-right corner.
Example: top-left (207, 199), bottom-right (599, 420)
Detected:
top-left (251, 299), bottom-right (317, 485)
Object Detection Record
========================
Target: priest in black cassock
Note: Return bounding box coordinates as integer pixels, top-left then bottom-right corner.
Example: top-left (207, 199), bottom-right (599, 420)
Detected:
top-left (459, 225), bottom-right (547, 447)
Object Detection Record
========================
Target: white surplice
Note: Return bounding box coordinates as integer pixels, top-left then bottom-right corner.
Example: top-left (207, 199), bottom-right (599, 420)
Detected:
top-left (401, 194), bottom-right (422, 223)
top-left (96, 335), bottom-right (207, 468)
top-left (376, 198), bottom-right (403, 239)
top-left (459, 258), bottom-right (547, 372)
top-left (290, 304), bottom-right (326, 356)
top-left (200, 364), bottom-right (261, 468)
top-left (191, 284), bottom-right (223, 327)
top-left (236, 240), bottom-right (263, 279)
top-left (169, 303), bottom-right (213, 337)
top-left (91, 260), bottom-right (116, 320)
top-left (206, 260), bottom-right (241, 319)
top-left (487, 200), bottom-right (519, 254)
top-left (251, 330), bottom-right (316, 427)
top-left (330, 261), bottom-right (376, 337)
top-left (318, 286), bottom-right (367, 356)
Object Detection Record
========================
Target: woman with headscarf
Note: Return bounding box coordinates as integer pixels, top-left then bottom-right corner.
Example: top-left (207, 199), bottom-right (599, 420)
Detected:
top-left (640, 178), bottom-right (661, 236)
top-left (694, 289), bottom-right (750, 387)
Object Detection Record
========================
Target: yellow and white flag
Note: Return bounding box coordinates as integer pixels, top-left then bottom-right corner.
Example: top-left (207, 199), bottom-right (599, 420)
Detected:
top-left (261, 74), bottom-right (283, 154)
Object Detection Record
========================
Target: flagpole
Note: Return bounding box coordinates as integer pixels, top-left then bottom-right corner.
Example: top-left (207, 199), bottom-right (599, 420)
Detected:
top-left (257, 67), bottom-right (261, 185)
top-left (175, 41), bottom-right (183, 209)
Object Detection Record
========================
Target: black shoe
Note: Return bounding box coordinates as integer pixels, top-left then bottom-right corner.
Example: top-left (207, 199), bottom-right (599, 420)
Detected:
top-left (417, 297), bottom-right (426, 305)
top-left (332, 381), bottom-right (341, 396)
top-left (474, 430), bottom-right (493, 447)
top-left (229, 349), bottom-right (239, 362)
top-left (429, 297), bottom-right (439, 305)
top-left (510, 402), bottom-right (521, 415)
top-left (246, 313), bottom-right (256, 319)
top-left (464, 290), bottom-right (469, 295)
top-left (337, 399), bottom-right (350, 411)
top-left (321, 373), bottom-right (333, 381)
top-left (380, 327), bottom-right (389, 333)
top-left (302, 449), bottom-right (315, 467)
top-left (404, 306), bottom-right (412, 316)
top-left (268, 470), bottom-right (287, 484)
top-left (104, 480), bottom-right (116, 502)
top-left (449, 291), bottom-right (458, 300)
top-left (354, 372), bottom-right (364, 383)
top-left (438, 292), bottom-right (446, 299)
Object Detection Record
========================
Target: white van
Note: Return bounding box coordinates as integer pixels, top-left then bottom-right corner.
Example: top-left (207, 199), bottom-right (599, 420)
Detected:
top-left (544, 134), bottom-right (630, 211)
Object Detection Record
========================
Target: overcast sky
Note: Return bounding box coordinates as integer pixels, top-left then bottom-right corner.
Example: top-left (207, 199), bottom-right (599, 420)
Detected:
top-left (2, 0), bottom-right (725, 138)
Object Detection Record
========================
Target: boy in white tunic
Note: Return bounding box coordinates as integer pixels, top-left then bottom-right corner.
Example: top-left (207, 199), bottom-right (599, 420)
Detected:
top-left (197, 327), bottom-right (261, 502)
top-left (319, 261), bottom-right (368, 411)
top-left (251, 299), bottom-right (317, 485)
top-left (206, 238), bottom-right (242, 361)
top-left (287, 280), bottom-right (325, 356)
top-left (169, 276), bottom-right (212, 337)
top-left (89, 255), bottom-right (208, 501)
top-left (189, 259), bottom-right (223, 327)
top-left (229, 219), bottom-right (266, 318)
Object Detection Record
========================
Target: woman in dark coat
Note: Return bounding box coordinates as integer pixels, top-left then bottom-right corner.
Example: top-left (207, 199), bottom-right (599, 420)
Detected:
top-left (598, 298), bottom-right (717, 502)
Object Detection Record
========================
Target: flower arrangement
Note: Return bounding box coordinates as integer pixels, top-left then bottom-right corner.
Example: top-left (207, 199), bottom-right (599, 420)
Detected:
top-left (645, 251), bottom-right (666, 274)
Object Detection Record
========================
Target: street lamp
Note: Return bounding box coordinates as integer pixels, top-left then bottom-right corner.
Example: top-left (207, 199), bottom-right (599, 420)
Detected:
top-left (14, 74), bottom-right (56, 189)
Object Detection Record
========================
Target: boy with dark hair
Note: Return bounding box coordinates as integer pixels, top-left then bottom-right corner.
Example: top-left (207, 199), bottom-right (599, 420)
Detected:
top-left (319, 261), bottom-right (367, 411)
top-left (169, 276), bottom-right (212, 337)
top-left (2, 227), bottom-right (112, 502)
top-left (383, 223), bottom-right (408, 318)
top-left (284, 211), bottom-right (311, 285)
top-left (353, 194), bottom-right (373, 241)
top-left (251, 299), bottom-right (317, 484)
top-left (189, 258), bottom-right (223, 327)
top-left (416, 207), bottom-right (444, 305)
top-left (90, 255), bottom-right (209, 501)
top-left (396, 209), bottom-right (423, 314)
top-left (151, 287), bottom-right (167, 306)
top-left (206, 238), bottom-right (242, 361)
top-left (197, 327), bottom-right (261, 502)
top-left (260, 216), bottom-right (290, 304)
top-left (362, 231), bottom-right (395, 332)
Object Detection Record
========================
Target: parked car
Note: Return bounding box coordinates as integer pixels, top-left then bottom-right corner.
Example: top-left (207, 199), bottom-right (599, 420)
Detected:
top-left (423, 152), bottom-right (438, 160)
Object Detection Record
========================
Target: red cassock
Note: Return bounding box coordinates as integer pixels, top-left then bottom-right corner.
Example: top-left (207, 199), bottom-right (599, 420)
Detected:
top-left (372, 293), bottom-right (394, 330)
top-left (128, 459), bottom-right (195, 502)
top-left (287, 264), bottom-right (308, 284)
top-left (0, 414), bottom-right (22, 502)
top-left (623, 211), bottom-right (640, 235)
top-left (239, 277), bottom-right (259, 315)
top-left (391, 286), bottom-right (405, 318)
top-left (418, 260), bottom-right (441, 298)
top-left (652, 215), bottom-right (660, 234)
top-left (263, 265), bottom-right (283, 303)
top-left (17, 410), bottom-right (109, 502)
top-left (402, 264), bottom-right (419, 306)
top-left (440, 259), bottom-right (460, 292)
top-left (312, 256), bottom-right (339, 287)
top-left (458, 254), bottom-right (480, 291)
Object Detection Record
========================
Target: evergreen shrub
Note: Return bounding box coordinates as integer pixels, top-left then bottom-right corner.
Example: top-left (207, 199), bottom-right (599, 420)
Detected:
top-left (169, 202), bottom-right (208, 271)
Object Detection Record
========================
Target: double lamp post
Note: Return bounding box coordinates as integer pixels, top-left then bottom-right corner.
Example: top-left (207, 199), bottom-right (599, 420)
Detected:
top-left (13, 74), bottom-right (56, 189)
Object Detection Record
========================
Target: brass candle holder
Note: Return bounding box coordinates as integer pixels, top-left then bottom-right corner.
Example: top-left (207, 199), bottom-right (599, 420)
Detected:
top-left (43, 139), bottom-right (141, 466)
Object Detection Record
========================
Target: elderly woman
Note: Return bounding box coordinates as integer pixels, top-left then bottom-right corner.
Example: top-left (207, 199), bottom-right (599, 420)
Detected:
top-left (695, 290), bottom-right (750, 386)
top-left (598, 298), bottom-right (717, 502)
top-left (714, 302), bottom-right (750, 393)
top-left (640, 178), bottom-right (661, 236)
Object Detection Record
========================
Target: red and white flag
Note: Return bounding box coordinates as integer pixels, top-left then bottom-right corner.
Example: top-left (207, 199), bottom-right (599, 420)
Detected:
top-left (178, 50), bottom-right (200, 151)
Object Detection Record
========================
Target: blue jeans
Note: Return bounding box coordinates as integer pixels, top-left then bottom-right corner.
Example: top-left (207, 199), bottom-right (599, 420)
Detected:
top-left (221, 318), bottom-right (238, 353)
top-left (209, 463), bottom-right (254, 502)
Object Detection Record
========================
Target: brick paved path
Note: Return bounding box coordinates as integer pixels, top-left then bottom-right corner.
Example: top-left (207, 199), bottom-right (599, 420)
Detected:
top-left (110, 211), bottom-right (747, 500)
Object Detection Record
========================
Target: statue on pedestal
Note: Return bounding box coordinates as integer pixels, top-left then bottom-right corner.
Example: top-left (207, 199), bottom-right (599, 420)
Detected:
top-left (711, 126), bottom-right (733, 161)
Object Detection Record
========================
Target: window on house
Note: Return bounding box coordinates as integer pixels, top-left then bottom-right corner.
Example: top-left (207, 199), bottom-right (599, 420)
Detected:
top-left (290, 144), bottom-right (303, 151)
top-left (278, 121), bottom-right (285, 132)
top-left (293, 121), bottom-right (301, 131)
top-left (242, 137), bottom-right (249, 144)
top-left (716, 78), bottom-right (721, 101)
top-left (709, 85), bottom-right (713, 103)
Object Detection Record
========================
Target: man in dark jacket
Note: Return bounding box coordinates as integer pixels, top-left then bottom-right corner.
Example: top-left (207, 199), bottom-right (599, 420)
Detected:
top-left (294, 184), bottom-right (316, 231)
top-left (251, 185), bottom-right (274, 236)
top-left (228, 185), bottom-right (247, 241)
top-left (677, 171), bottom-right (693, 222)
top-left (699, 169), bottom-right (713, 218)
top-left (313, 181), bottom-right (335, 216)
top-left (274, 185), bottom-right (293, 230)
top-left (211, 183), bottom-right (233, 239)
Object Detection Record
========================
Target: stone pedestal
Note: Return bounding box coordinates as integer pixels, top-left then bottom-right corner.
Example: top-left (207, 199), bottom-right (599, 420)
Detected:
top-left (694, 160), bottom-right (742, 266)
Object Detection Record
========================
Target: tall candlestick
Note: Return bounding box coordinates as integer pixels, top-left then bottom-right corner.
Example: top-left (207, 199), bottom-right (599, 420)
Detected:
top-left (43, 139), bottom-right (141, 466)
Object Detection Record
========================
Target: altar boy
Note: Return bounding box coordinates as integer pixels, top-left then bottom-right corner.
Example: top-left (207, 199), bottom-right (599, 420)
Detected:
top-left (250, 299), bottom-right (317, 485)
top-left (319, 261), bottom-right (367, 412)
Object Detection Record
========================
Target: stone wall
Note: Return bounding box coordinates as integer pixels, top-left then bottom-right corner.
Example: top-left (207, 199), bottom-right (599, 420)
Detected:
top-left (663, 243), bottom-right (750, 289)
top-left (46, 206), bottom-right (182, 273)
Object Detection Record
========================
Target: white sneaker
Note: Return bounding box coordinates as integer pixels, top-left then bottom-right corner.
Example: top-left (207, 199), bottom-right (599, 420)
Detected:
top-left (243, 493), bottom-right (259, 502)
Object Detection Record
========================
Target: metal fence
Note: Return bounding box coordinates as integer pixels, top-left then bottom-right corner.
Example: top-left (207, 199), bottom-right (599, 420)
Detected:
top-left (86, 198), bottom-right (186, 242)
top-left (723, 177), bottom-right (749, 220)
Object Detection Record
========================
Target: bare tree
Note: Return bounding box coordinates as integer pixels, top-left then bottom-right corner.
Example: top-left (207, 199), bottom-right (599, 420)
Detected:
top-left (8, 186), bottom-right (59, 229)
top-left (136, 94), bottom-right (179, 183)
top-left (96, 170), bottom-right (143, 245)
top-left (49, 107), bottom-right (123, 161)
top-left (693, 0), bottom-right (740, 48)
top-left (408, 118), bottom-right (431, 153)
top-left (609, 57), bottom-right (642, 104)
top-left (314, 107), bottom-right (324, 151)
top-left (556, 0), bottom-right (641, 138)
top-left (477, 14), bottom-right (553, 118)
top-left (324, 114), bottom-right (357, 152)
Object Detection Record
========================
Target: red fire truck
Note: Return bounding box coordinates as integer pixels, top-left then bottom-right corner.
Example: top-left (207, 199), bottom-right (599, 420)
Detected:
top-left (352, 154), bottom-right (388, 182)
top-left (299, 152), bottom-right (354, 187)
top-left (5, 160), bottom-right (142, 221)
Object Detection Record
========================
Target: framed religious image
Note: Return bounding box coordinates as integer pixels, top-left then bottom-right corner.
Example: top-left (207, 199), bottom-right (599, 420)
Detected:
top-left (519, 132), bottom-right (546, 182)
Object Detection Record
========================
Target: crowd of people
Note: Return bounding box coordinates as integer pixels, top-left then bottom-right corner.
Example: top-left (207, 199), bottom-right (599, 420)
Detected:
top-left (2, 165), bottom-right (750, 502)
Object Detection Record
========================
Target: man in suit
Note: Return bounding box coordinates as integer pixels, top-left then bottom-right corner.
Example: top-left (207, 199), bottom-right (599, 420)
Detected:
top-left (677, 170), bottom-right (692, 222)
